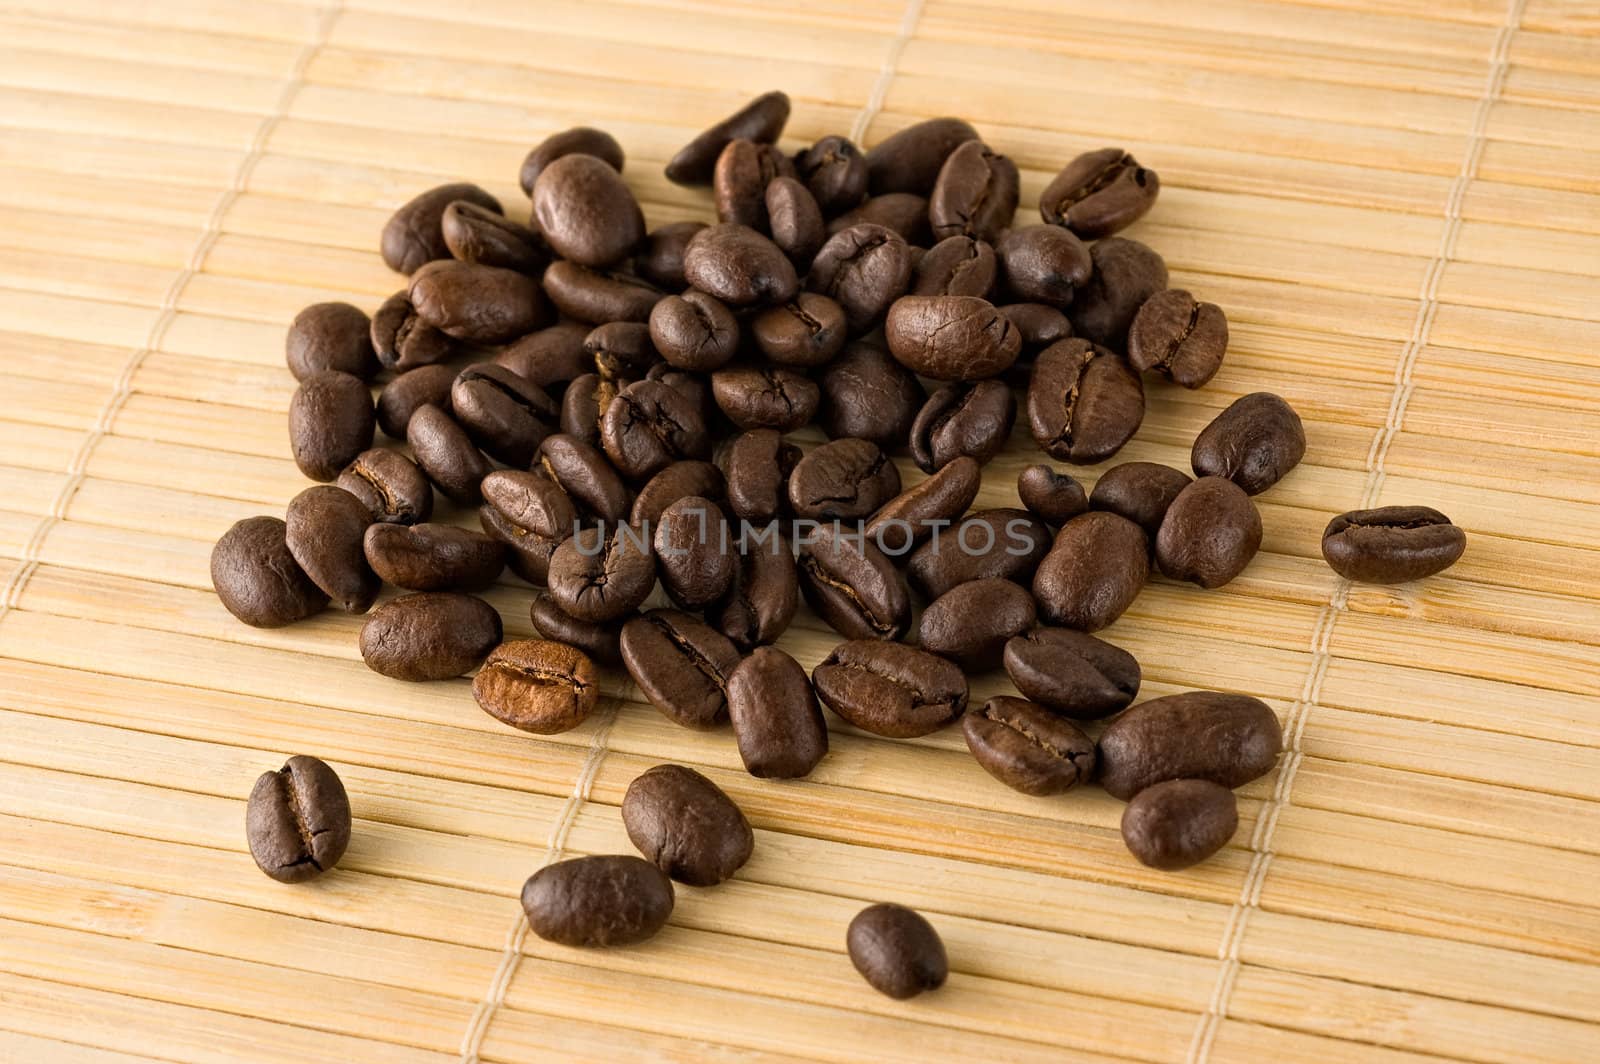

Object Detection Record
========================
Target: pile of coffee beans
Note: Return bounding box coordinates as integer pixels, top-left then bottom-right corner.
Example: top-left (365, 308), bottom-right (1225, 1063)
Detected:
top-left (220, 92), bottom-right (1469, 993)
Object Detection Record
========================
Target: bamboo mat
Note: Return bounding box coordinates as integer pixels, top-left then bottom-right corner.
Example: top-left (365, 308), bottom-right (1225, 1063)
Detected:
top-left (0, 0), bottom-right (1597, 1060)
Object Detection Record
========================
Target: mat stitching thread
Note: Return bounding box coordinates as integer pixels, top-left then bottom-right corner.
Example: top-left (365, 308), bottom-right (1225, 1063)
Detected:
top-left (849, 0), bottom-right (925, 146)
top-left (1183, 5), bottom-right (1524, 1061)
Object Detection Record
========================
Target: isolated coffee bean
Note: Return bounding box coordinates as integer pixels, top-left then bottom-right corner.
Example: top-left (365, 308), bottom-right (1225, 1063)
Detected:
top-left (727, 646), bottom-right (828, 778)
top-left (359, 592), bottom-right (502, 682)
top-left (600, 379), bottom-right (711, 482)
top-left (807, 223), bottom-right (913, 333)
top-left (1097, 691), bottom-right (1282, 800)
top-left (798, 524), bottom-right (910, 641)
top-left (929, 140), bottom-right (1019, 243)
top-left (289, 370), bottom-right (376, 482)
top-left (1191, 392), bottom-right (1306, 495)
top-left (1322, 506), bottom-right (1466, 584)
top-left (538, 435), bottom-right (631, 523)
top-left (371, 290), bottom-right (454, 373)
top-left (910, 380), bottom-right (1016, 472)
top-left (1089, 462), bottom-right (1192, 539)
top-left (246, 756), bottom-right (350, 883)
top-left (1040, 148), bottom-right (1159, 240)
top-left (996, 225), bottom-right (1092, 307)
top-left (410, 261), bottom-right (547, 344)
top-left (654, 497), bottom-right (735, 609)
top-left (865, 117), bottom-right (979, 196)
top-left (1122, 779), bottom-right (1238, 870)
top-left (287, 302), bottom-right (378, 381)
top-left (408, 404), bottom-right (491, 506)
top-left (750, 294), bottom-right (846, 368)
top-left (962, 697), bottom-right (1096, 796)
top-left (478, 468), bottom-right (577, 584)
top-left (683, 223), bottom-right (799, 307)
top-left (796, 135), bottom-right (868, 215)
top-left (1127, 290), bottom-right (1228, 389)
top-left (722, 429), bottom-right (801, 522)
top-left (788, 438), bottom-right (900, 521)
top-left (1017, 465), bottom-right (1089, 527)
top-left (649, 290), bottom-right (740, 372)
top-left (621, 609), bottom-right (741, 729)
top-left (1002, 626), bottom-right (1140, 719)
top-left (1069, 237), bottom-right (1168, 349)
top-left (496, 322), bottom-right (594, 391)
top-left (765, 177), bottom-right (827, 265)
top-left (533, 153), bottom-right (645, 268)
top-left (473, 639), bottom-right (599, 734)
top-left (813, 640), bottom-right (967, 737)
top-left (636, 221), bottom-right (707, 289)
top-left (998, 303), bottom-right (1073, 354)
top-left (886, 295), bottom-right (1022, 381)
top-left (827, 193), bottom-right (932, 246)
top-left (630, 461), bottom-right (725, 527)
top-left (665, 90), bottom-right (790, 186)
top-left (912, 235), bottom-right (996, 298)
top-left (451, 365), bottom-right (559, 467)
top-left (441, 200), bottom-right (548, 274)
top-left (284, 485), bottom-right (378, 614)
top-left (623, 765), bottom-right (753, 886)
top-left (866, 456), bottom-right (981, 555)
top-left (711, 364), bottom-right (820, 432)
top-left (212, 517), bottom-right (328, 628)
top-left (918, 578), bottom-right (1037, 670)
top-left (519, 126), bottom-right (625, 196)
top-left (338, 449), bottom-right (433, 526)
top-left (530, 592), bottom-right (629, 666)
top-left (363, 523), bottom-right (505, 591)
top-left (709, 533), bottom-right (798, 650)
top-left (542, 262), bottom-right (664, 324)
top-left (1032, 511), bottom-right (1149, 631)
top-left (906, 508), bottom-right (1052, 600)
top-left (1026, 338), bottom-right (1144, 465)
top-left (1156, 476), bottom-right (1262, 589)
top-left (381, 182), bottom-right (499, 275)
top-left (817, 341), bottom-right (924, 446)
top-left (548, 524), bottom-right (656, 623)
top-left (714, 138), bottom-right (794, 230)
top-left (377, 364), bottom-right (455, 439)
top-left (559, 372), bottom-right (614, 446)
top-left (848, 904), bottom-right (947, 1000)
top-left (522, 855), bottom-right (674, 948)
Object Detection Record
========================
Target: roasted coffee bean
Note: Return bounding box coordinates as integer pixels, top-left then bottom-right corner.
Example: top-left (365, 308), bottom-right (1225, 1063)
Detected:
top-left (522, 855), bottom-right (673, 948)
top-left (929, 140), bottom-right (1018, 243)
top-left (722, 428), bottom-right (801, 522)
top-left (798, 524), bottom-right (910, 641)
top-left (538, 435), bottom-right (631, 523)
top-left (363, 522), bottom-right (505, 591)
top-left (865, 117), bottom-right (979, 196)
top-left (1322, 506), bottom-right (1466, 584)
top-left (727, 646), bottom-right (828, 778)
top-left (473, 638), bottom-right (598, 734)
top-left (907, 508), bottom-right (1052, 600)
top-left (813, 640), bottom-right (966, 737)
top-left (358, 592), bottom-right (502, 682)
top-left (682, 223), bottom-right (799, 307)
top-left (1127, 289), bottom-right (1228, 389)
top-left (1003, 626), bottom-right (1140, 718)
top-left (711, 364), bottom-right (819, 432)
top-left (709, 533), bottom-right (797, 650)
top-left (533, 153), bottom-right (645, 268)
top-left (909, 380), bottom-right (1016, 473)
top-left (1069, 237), bottom-right (1168, 349)
top-left (886, 295), bottom-right (1022, 381)
top-left (381, 183), bottom-right (499, 275)
top-left (648, 290), bottom-right (740, 372)
top-left (1097, 691), bottom-right (1282, 800)
top-left (621, 609), bottom-right (740, 729)
top-left (636, 221), bottom-right (707, 290)
top-left (714, 138), bottom-right (794, 230)
top-left (911, 235), bottom-right (996, 298)
top-left (212, 517), bottom-right (328, 627)
top-left (542, 262), bottom-right (664, 324)
top-left (653, 496), bottom-right (735, 609)
top-left (371, 289), bottom-right (454, 373)
top-left (998, 303), bottom-right (1073, 354)
top-left (1026, 338), bottom-right (1144, 465)
top-left (451, 364), bottom-right (558, 466)
top-left (962, 697), bottom-right (1095, 796)
top-left (797, 135), bottom-right (868, 215)
top-left (827, 192), bottom-right (932, 245)
top-left (409, 261), bottom-right (547, 344)
top-left (284, 485), bottom-right (378, 614)
top-left (1032, 511), bottom-right (1149, 631)
top-left (440, 200), bottom-right (548, 274)
top-left (866, 456), bottom-right (981, 555)
top-left (1017, 464), bottom-right (1089, 527)
top-left (1089, 462), bottom-right (1191, 539)
top-left (665, 90), bottom-right (790, 186)
top-left (407, 404), bottom-right (491, 505)
top-left (630, 461), bottom-right (725, 527)
top-left (289, 370), bottom-right (376, 482)
top-left (599, 379), bottom-right (711, 481)
top-left (246, 756), bottom-right (350, 883)
top-left (1155, 476), bottom-right (1261, 589)
top-left (337, 448), bottom-right (432, 526)
top-left (548, 524), bottom-right (656, 623)
top-left (645, 363), bottom-right (712, 422)
top-left (1122, 779), bottom-right (1238, 870)
top-left (1191, 392), bottom-right (1306, 495)
top-left (623, 764), bottom-right (753, 886)
top-left (765, 176), bottom-right (826, 265)
top-left (586, 321), bottom-right (660, 382)
top-left (848, 903), bottom-right (947, 1000)
top-left (287, 302), bottom-right (378, 381)
top-left (377, 364), bottom-right (455, 439)
top-left (817, 341), bottom-right (924, 446)
top-left (807, 223), bottom-right (913, 332)
top-left (788, 438), bottom-right (900, 521)
top-left (479, 468), bottom-right (577, 584)
top-left (559, 372), bottom-right (614, 446)
top-left (750, 294), bottom-right (846, 368)
top-left (496, 322), bottom-right (594, 391)
top-left (518, 126), bottom-right (625, 196)
top-left (918, 578), bottom-right (1037, 670)
top-left (530, 592), bottom-right (628, 666)
top-left (1039, 148), bottom-right (1159, 240)
top-left (996, 225), bottom-right (1092, 307)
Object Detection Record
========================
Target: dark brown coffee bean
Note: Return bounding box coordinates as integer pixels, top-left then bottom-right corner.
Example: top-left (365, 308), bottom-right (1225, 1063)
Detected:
top-left (477, 469), bottom-right (576, 585)
top-left (906, 508), bottom-right (1052, 600)
top-left (542, 262), bottom-right (664, 324)
top-left (381, 183), bottom-right (499, 275)
top-left (1155, 477), bottom-right (1262, 589)
top-left (370, 290), bottom-right (454, 375)
top-left (407, 404), bottom-right (490, 505)
top-left (726, 646), bottom-right (827, 778)
top-left (522, 855), bottom-right (673, 948)
top-left (538, 435), bottom-right (631, 523)
top-left (813, 640), bottom-right (967, 737)
top-left (645, 363), bottom-right (712, 421)
top-left (1097, 691), bottom-right (1282, 800)
top-left (1040, 148), bottom-right (1159, 240)
top-left (798, 524), bottom-right (910, 640)
top-left (533, 153), bottom-right (645, 268)
top-left (714, 138), bottom-right (794, 231)
top-left (827, 193), bottom-right (932, 245)
top-left (911, 235), bottom-right (996, 298)
top-left (711, 364), bottom-right (820, 432)
top-left (635, 221), bottom-right (707, 290)
top-left (558, 372), bottom-right (613, 446)
top-left (1003, 626), bottom-right (1140, 719)
top-left (1032, 511), bottom-right (1148, 631)
top-left (246, 755), bottom-right (350, 883)
top-left (408, 261), bottom-right (547, 345)
top-left (796, 135), bottom-right (867, 215)
top-left (682, 223), bottom-right (799, 307)
top-left (1069, 237), bottom-right (1168, 350)
top-left (1191, 392), bottom-right (1306, 496)
top-left (1017, 465), bottom-right (1088, 527)
top-left (376, 364), bottom-right (455, 439)
top-left (807, 223), bottom-right (913, 332)
top-left (1122, 779), bottom-right (1238, 870)
top-left (287, 302), bottom-right (377, 381)
top-left (289, 370), bottom-right (375, 482)
top-left (997, 303), bottom-right (1073, 354)
top-left (359, 592), bottom-right (502, 682)
top-left (709, 533), bottom-right (797, 650)
top-left (909, 380), bottom-right (1016, 473)
top-left (1127, 289), bottom-right (1228, 388)
top-left (653, 496), bottom-right (735, 609)
top-left (473, 638), bottom-right (598, 734)
top-left (600, 379), bottom-right (711, 482)
top-left (1322, 506), bottom-right (1465, 584)
top-left (722, 428), bottom-right (801, 522)
top-left (866, 456), bottom-right (981, 555)
top-left (284, 485), bottom-right (377, 614)
top-left (962, 697), bottom-right (1095, 796)
top-left (646, 290), bottom-right (738, 373)
top-left (847, 903), bottom-right (947, 999)
top-left (886, 295), bottom-right (1022, 381)
top-left (584, 319), bottom-right (660, 381)
top-left (623, 765), bottom-right (752, 887)
top-left (548, 524), bottom-right (655, 623)
top-left (621, 609), bottom-right (740, 729)
top-left (919, 578), bottom-right (1037, 670)
top-left (1089, 462), bottom-right (1191, 539)
top-left (630, 461), bottom-right (724, 528)
top-left (450, 365), bottom-right (558, 467)
top-left (929, 140), bottom-right (1018, 243)
top-left (519, 126), bottom-right (624, 196)
top-left (363, 522), bottom-right (505, 591)
top-left (337, 448), bottom-right (432, 526)
top-left (866, 117), bottom-right (980, 196)
top-left (766, 176), bottom-right (827, 267)
top-left (441, 200), bottom-right (548, 274)
top-left (529, 592), bottom-right (628, 666)
top-left (750, 294), bottom-right (846, 368)
top-left (788, 438), bottom-right (900, 521)
top-left (495, 322), bottom-right (593, 391)
top-left (1026, 338), bottom-right (1144, 465)
top-left (665, 90), bottom-right (790, 186)
top-left (996, 225), bottom-right (1092, 307)
top-left (212, 516), bottom-right (327, 628)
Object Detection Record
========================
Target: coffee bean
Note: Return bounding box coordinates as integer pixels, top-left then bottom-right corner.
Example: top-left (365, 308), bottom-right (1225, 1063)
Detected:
top-left (646, 364), bottom-right (712, 423)
top-left (1039, 148), bottom-right (1159, 240)
top-left (847, 903), bottom-right (947, 999)
top-left (363, 522), bottom-right (505, 591)
top-left (246, 755), bottom-right (350, 883)
top-left (1068, 237), bottom-right (1168, 350)
top-left (407, 404), bottom-right (491, 505)
top-left (1127, 289), bottom-right (1228, 389)
top-left (338, 449), bottom-right (433, 526)
top-left (827, 193), bottom-right (932, 245)
top-left (522, 855), bottom-right (674, 948)
top-left (682, 223), bottom-right (799, 307)
top-left (529, 592), bottom-right (629, 666)
top-left (495, 322), bottom-right (594, 391)
top-left (630, 461), bottom-right (725, 527)
top-left (909, 380), bottom-right (1016, 473)
top-left (886, 295), bottom-right (1022, 381)
top-left (708, 532), bottom-right (798, 650)
top-left (997, 303), bottom-right (1073, 354)
top-left (722, 428), bottom-right (801, 522)
top-left (648, 290), bottom-right (740, 372)
top-left (798, 524), bottom-right (910, 641)
top-left (865, 117), bottom-right (979, 196)
top-left (817, 341), bottom-right (924, 446)
top-left (911, 235), bottom-right (996, 298)
top-left (866, 456), bottom-right (981, 555)
top-left (711, 364), bottom-right (820, 432)
top-left (533, 153), bottom-right (645, 268)
top-left (381, 182), bottom-right (499, 275)
top-left (600, 379), bottom-right (711, 481)
top-left (538, 435), bottom-right (631, 523)
top-left (1155, 476), bottom-right (1262, 589)
top-left (376, 364), bottom-right (455, 439)
top-left (1097, 691), bottom-right (1282, 800)
top-left (1322, 506), bottom-right (1466, 584)
top-left (358, 592), bottom-right (502, 682)
top-left (473, 638), bottom-right (599, 734)
top-left (929, 140), bottom-right (1019, 243)
top-left (211, 517), bottom-right (327, 628)
top-left (289, 370), bottom-right (376, 482)
top-left (542, 261), bottom-right (664, 324)
top-left (813, 640), bottom-right (967, 737)
top-left (714, 138), bottom-right (794, 230)
top-left (440, 200), bottom-right (549, 275)
top-left (623, 765), bottom-right (753, 886)
top-left (796, 135), bottom-right (867, 215)
top-left (1026, 338), bottom-right (1144, 465)
top-left (409, 261), bottom-right (547, 345)
top-left (1190, 392), bottom-right (1306, 495)
top-left (478, 468), bottom-right (577, 584)
top-left (548, 524), bottom-right (656, 623)
top-left (918, 578), bottom-right (1037, 670)
top-left (962, 697), bottom-right (1096, 796)
top-left (996, 225), bottom-right (1092, 307)
top-left (371, 290), bottom-right (454, 373)
top-left (588, 319), bottom-right (662, 382)
top-left (284, 485), bottom-right (378, 614)
top-left (621, 609), bottom-right (741, 729)
top-left (765, 177), bottom-right (827, 265)
top-left (559, 372), bottom-right (614, 446)
top-left (629, 225), bottom-right (703, 294)
top-left (788, 438), bottom-right (900, 521)
top-left (1016, 464), bottom-right (1088, 527)
top-left (726, 646), bottom-right (828, 778)
top-left (654, 496), bottom-right (736, 609)
top-left (905, 508), bottom-right (1052, 600)
top-left (807, 223), bottom-right (913, 332)
top-left (1002, 626), bottom-right (1140, 718)
top-left (665, 90), bottom-right (790, 186)
top-left (1089, 462), bottom-right (1191, 539)
top-left (519, 126), bottom-right (625, 196)
top-left (750, 294), bottom-right (846, 368)
top-left (451, 364), bottom-right (559, 467)
top-left (287, 302), bottom-right (378, 381)
top-left (1121, 779), bottom-right (1238, 870)
top-left (1031, 511), bottom-right (1149, 631)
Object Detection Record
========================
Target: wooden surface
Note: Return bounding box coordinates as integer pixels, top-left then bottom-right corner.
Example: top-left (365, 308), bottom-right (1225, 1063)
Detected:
top-left (1, 0), bottom-right (1598, 1061)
